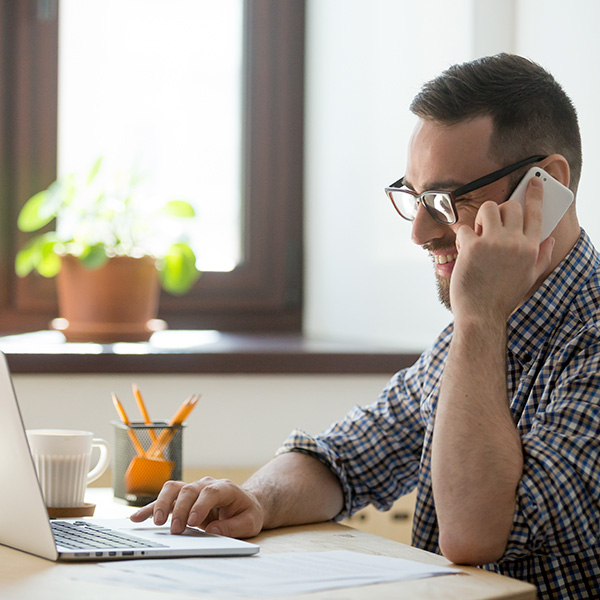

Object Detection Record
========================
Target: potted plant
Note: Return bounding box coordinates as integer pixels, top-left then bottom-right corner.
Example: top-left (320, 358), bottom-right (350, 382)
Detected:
top-left (15, 158), bottom-right (201, 343)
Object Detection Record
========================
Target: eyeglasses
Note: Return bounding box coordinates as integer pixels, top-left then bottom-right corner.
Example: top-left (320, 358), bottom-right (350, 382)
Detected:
top-left (384, 155), bottom-right (546, 225)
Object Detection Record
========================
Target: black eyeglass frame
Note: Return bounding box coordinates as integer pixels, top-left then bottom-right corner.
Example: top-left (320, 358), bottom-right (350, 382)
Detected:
top-left (385, 154), bottom-right (547, 225)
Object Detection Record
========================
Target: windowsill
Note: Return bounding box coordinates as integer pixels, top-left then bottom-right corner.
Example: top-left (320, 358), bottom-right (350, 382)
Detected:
top-left (0, 330), bottom-right (420, 375)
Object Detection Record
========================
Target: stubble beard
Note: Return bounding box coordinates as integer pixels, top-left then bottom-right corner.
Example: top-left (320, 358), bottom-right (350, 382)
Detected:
top-left (425, 241), bottom-right (454, 311)
top-left (435, 272), bottom-right (452, 311)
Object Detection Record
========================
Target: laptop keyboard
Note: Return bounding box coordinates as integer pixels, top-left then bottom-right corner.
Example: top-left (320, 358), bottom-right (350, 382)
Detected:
top-left (51, 520), bottom-right (168, 550)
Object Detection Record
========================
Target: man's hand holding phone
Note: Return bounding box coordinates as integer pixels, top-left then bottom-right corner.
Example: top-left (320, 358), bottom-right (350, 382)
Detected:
top-left (508, 167), bottom-right (574, 241)
top-left (450, 172), bottom-right (560, 323)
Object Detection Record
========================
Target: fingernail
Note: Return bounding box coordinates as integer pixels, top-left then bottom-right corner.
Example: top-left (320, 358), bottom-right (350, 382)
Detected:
top-left (209, 525), bottom-right (221, 536)
top-left (172, 518), bottom-right (181, 531)
top-left (154, 509), bottom-right (164, 523)
top-left (188, 511), bottom-right (198, 526)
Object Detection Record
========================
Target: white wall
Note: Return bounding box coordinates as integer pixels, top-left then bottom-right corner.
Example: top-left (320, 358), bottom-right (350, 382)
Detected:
top-left (14, 373), bottom-right (390, 470)
top-left (303, 0), bottom-right (472, 352)
top-left (514, 0), bottom-right (600, 247)
top-left (304, 0), bottom-right (600, 351)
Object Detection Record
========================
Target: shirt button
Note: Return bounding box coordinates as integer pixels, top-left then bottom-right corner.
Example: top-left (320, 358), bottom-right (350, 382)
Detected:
top-left (523, 353), bottom-right (533, 363)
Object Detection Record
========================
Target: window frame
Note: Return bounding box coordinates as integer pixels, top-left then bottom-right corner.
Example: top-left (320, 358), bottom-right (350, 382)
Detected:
top-left (0, 0), bottom-right (304, 334)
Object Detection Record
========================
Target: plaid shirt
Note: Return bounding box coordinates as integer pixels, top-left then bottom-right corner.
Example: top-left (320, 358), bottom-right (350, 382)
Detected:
top-left (278, 229), bottom-right (600, 599)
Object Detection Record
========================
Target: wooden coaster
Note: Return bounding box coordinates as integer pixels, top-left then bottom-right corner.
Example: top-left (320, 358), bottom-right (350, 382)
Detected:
top-left (47, 503), bottom-right (96, 518)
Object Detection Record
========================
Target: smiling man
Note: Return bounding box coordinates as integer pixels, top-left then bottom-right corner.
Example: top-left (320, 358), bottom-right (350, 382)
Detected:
top-left (132, 54), bottom-right (600, 599)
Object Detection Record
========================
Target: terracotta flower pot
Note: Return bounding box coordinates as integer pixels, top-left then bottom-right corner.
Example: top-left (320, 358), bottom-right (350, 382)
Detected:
top-left (52, 255), bottom-right (166, 343)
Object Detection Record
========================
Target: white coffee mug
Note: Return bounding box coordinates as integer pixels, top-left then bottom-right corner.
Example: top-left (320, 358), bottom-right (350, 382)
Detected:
top-left (26, 429), bottom-right (110, 508)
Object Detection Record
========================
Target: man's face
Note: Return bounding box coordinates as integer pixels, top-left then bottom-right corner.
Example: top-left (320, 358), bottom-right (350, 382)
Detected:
top-left (404, 116), bottom-right (514, 310)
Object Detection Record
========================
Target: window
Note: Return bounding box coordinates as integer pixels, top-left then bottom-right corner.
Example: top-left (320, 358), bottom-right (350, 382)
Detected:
top-left (0, 0), bottom-right (304, 334)
top-left (59, 0), bottom-right (243, 273)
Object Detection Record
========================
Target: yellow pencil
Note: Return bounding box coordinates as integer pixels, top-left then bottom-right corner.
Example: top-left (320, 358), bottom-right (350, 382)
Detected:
top-left (146, 395), bottom-right (200, 458)
top-left (112, 393), bottom-right (146, 457)
top-left (132, 384), bottom-right (157, 442)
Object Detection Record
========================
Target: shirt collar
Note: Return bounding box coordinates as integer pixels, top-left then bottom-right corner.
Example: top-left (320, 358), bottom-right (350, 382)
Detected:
top-left (506, 229), bottom-right (600, 362)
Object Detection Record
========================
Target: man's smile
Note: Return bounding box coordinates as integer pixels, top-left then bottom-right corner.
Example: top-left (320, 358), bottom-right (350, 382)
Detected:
top-left (432, 252), bottom-right (458, 265)
top-left (429, 250), bottom-right (458, 281)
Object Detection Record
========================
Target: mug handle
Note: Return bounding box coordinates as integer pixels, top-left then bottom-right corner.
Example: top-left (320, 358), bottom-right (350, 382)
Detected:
top-left (88, 438), bottom-right (111, 484)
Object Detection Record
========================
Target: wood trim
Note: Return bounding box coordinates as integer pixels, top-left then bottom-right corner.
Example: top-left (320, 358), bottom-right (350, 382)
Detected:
top-left (0, 0), bottom-right (59, 330)
top-left (0, 0), bottom-right (305, 334)
top-left (1, 332), bottom-right (419, 375)
top-left (5, 352), bottom-right (418, 375)
top-left (159, 0), bottom-right (305, 329)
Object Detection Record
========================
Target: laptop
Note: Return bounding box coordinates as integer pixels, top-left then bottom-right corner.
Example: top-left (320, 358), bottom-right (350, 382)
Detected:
top-left (0, 352), bottom-right (259, 562)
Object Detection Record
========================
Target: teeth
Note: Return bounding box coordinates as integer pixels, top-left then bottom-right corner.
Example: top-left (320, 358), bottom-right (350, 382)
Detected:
top-left (434, 253), bottom-right (458, 265)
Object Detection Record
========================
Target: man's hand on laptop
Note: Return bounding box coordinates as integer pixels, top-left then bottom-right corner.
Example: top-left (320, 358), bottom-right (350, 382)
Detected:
top-left (130, 477), bottom-right (264, 538)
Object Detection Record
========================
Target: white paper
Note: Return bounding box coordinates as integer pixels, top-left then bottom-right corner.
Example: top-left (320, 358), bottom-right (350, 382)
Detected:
top-left (72, 550), bottom-right (461, 597)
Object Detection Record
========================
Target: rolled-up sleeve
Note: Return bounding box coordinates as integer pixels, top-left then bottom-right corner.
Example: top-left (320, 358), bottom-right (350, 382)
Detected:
top-left (277, 363), bottom-right (430, 520)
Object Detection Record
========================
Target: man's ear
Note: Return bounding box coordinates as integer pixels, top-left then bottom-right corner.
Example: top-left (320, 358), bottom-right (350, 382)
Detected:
top-left (539, 154), bottom-right (570, 188)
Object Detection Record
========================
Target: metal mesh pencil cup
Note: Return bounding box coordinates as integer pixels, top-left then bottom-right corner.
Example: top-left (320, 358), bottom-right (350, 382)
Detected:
top-left (112, 421), bottom-right (184, 506)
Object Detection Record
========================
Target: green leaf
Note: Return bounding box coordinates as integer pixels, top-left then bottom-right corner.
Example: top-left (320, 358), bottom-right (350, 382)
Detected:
top-left (15, 234), bottom-right (61, 277)
top-left (17, 191), bottom-right (54, 232)
top-left (17, 178), bottom-right (69, 232)
top-left (15, 245), bottom-right (37, 277)
top-left (79, 243), bottom-right (109, 269)
top-left (158, 243), bottom-right (200, 295)
top-left (159, 200), bottom-right (196, 218)
top-left (37, 241), bottom-right (62, 277)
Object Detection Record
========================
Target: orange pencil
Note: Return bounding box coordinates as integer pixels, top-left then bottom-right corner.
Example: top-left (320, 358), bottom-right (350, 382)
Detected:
top-left (112, 393), bottom-right (146, 457)
top-left (167, 394), bottom-right (199, 427)
top-left (132, 384), bottom-right (157, 442)
top-left (146, 395), bottom-right (200, 458)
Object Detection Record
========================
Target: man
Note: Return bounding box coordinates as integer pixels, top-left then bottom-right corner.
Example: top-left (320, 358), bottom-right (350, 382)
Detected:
top-left (132, 54), bottom-right (600, 598)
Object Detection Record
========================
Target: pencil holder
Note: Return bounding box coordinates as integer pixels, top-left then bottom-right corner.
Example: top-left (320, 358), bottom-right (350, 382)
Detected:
top-left (112, 421), bottom-right (184, 506)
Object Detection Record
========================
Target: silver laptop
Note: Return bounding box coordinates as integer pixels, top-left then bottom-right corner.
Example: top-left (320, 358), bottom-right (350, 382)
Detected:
top-left (0, 352), bottom-right (259, 561)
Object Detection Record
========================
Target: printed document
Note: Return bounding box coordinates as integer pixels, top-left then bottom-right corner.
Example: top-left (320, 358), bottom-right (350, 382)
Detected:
top-left (73, 550), bottom-right (461, 597)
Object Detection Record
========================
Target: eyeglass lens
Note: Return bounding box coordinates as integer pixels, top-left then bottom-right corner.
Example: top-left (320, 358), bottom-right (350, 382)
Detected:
top-left (389, 190), bottom-right (454, 224)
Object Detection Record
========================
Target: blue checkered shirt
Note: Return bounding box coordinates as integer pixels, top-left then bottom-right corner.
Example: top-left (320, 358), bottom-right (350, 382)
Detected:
top-left (278, 229), bottom-right (600, 599)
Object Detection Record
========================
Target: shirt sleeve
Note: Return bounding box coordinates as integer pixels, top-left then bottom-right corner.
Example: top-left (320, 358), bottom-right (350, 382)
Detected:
top-left (503, 332), bottom-right (600, 560)
top-left (276, 358), bottom-right (428, 521)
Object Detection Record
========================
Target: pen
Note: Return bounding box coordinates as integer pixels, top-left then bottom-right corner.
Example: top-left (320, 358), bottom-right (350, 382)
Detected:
top-left (112, 393), bottom-right (146, 457)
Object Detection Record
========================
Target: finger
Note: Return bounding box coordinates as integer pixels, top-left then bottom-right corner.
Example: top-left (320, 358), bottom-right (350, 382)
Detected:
top-left (170, 478), bottom-right (218, 533)
top-left (197, 507), bottom-right (219, 529)
top-left (474, 200), bottom-right (502, 235)
top-left (129, 480), bottom-right (184, 525)
top-left (204, 508), bottom-right (263, 540)
top-left (184, 480), bottom-right (244, 530)
top-left (536, 235), bottom-right (556, 274)
top-left (455, 223), bottom-right (476, 252)
top-left (523, 175), bottom-right (544, 239)
top-left (130, 501), bottom-right (156, 523)
top-left (150, 480), bottom-right (187, 525)
top-left (498, 197), bottom-right (524, 231)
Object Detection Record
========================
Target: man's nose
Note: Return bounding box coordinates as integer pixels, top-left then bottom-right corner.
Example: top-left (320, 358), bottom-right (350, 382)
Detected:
top-left (410, 203), bottom-right (447, 246)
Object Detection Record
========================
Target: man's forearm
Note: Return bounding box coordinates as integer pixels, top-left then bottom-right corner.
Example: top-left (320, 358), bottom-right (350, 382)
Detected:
top-left (432, 316), bottom-right (523, 565)
top-left (242, 451), bottom-right (345, 530)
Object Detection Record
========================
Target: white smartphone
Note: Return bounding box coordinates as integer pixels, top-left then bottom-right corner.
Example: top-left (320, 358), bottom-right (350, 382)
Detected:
top-left (508, 166), bottom-right (574, 241)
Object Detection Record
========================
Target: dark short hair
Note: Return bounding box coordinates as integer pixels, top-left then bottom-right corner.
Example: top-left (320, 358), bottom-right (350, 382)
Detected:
top-left (410, 53), bottom-right (582, 193)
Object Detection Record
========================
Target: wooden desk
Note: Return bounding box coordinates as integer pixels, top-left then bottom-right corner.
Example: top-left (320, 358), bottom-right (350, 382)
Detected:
top-left (0, 489), bottom-right (536, 600)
